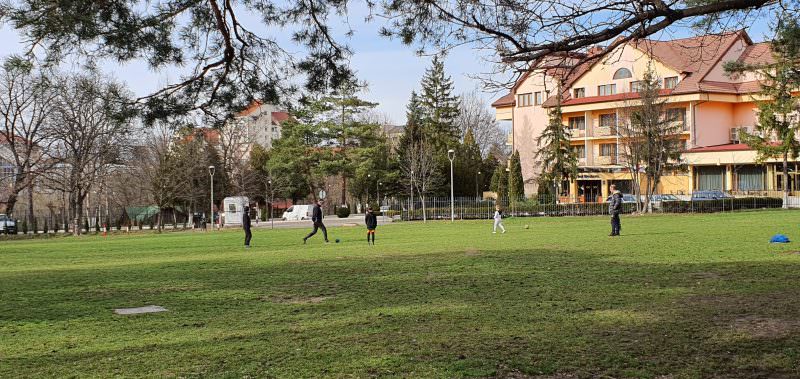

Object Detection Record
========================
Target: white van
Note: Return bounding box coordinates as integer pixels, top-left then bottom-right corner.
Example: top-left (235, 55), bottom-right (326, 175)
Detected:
top-left (281, 204), bottom-right (312, 221)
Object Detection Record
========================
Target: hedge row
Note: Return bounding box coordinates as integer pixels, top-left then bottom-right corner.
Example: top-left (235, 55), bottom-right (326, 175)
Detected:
top-left (660, 197), bottom-right (783, 213)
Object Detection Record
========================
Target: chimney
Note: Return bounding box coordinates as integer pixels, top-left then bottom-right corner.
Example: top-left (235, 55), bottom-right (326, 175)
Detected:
top-left (587, 45), bottom-right (605, 56)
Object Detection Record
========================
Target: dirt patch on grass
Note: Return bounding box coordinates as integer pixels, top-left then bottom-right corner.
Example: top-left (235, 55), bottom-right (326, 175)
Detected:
top-left (480, 366), bottom-right (576, 379)
top-left (731, 316), bottom-right (799, 339)
top-left (261, 294), bottom-right (333, 304)
top-left (779, 251), bottom-right (800, 255)
top-left (465, 248), bottom-right (481, 256)
top-left (689, 272), bottom-right (723, 280)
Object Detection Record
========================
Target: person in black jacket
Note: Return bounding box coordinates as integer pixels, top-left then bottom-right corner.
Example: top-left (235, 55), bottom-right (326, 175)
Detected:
top-left (365, 207), bottom-right (377, 245)
top-left (303, 199), bottom-right (329, 244)
top-left (609, 184), bottom-right (622, 236)
top-left (243, 205), bottom-right (252, 248)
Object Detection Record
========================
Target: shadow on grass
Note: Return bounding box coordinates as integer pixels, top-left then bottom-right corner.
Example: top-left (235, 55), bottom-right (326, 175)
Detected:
top-left (2, 247), bottom-right (800, 378)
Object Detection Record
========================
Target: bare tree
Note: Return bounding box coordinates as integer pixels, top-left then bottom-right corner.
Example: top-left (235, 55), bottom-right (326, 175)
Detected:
top-left (455, 92), bottom-right (505, 157)
top-left (47, 74), bottom-right (134, 235)
top-left (400, 139), bottom-right (441, 222)
top-left (382, 0), bottom-right (792, 88)
top-left (0, 57), bottom-right (58, 219)
top-left (218, 119), bottom-right (258, 197)
top-left (618, 67), bottom-right (684, 213)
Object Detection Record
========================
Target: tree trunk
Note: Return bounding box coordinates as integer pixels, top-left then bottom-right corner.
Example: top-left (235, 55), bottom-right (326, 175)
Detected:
top-left (27, 182), bottom-right (34, 225)
top-left (783, 153), bottom-right (789, 209)
top-left (341, 174), bottom-right (347, 206)
top-left (4, 192), bottom-right (17, 216)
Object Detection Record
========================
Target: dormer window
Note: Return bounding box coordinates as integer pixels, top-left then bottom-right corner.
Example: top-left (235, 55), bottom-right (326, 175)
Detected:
top-left (613, 68), bottom-right (632, 80)
top-left (664, 76), bottom-right (679, 89)
top-left (573, 88), bottom-right (585, 98)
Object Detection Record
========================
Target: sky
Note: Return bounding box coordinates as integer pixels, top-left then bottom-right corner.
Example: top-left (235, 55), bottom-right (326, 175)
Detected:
top-left (0, 4), bottom-right (776, 125)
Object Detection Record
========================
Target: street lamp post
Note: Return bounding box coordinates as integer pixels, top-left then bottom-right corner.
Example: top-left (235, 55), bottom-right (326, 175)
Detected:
top-left (448, 149), bottom-right (455, 222)
top-left (268, 179), bottom-right (274, 230)
top-left (367, 174), bottom-right (371, 206)
top-left (506, 167), bottom-right (512, 216)
top-left (410, 170), bottom-right (414, 220)
top-left (476, 171), bottom-right (481, 199)
top-left (209, 165), bottom-right (215, 231)
top-left (377, 182), bottom-right (382, 206)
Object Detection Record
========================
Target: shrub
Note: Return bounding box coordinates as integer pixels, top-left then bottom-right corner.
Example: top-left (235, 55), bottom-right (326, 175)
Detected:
top-left (261, 209), bottom-right (268, 222)
top-left (138, 220), bottom-right (143, 230)
top-left (31, 219), bottom-right (37, 234)
top-left (336, 206), bottom-right (351, 218)
top-left (116, 221), bottom-right (122, 231)
top-left (21, 219), bottom-right (28, 234)
top-left (64, 221), bottom-right (69, 233)
top-left (43, 220), bottom-right (49, 234)
top-left (84, 219), bottom-right (89, 232)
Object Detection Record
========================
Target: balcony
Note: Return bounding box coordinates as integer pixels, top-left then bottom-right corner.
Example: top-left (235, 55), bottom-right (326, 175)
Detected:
top-left (570, 128), bottom-right (586, 138)
top-left (595, 155), bottom-right (618, 165)
top-left (594, 126), bottom-right (616, 137)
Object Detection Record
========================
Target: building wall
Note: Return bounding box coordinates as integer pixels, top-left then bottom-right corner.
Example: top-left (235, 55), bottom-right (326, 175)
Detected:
top-left (568, 45), bottom-right (681, 97)
top-left (704, 38), bottom-right (748, 82)
top-left (733, 102), bottom-right (758, 127)
top-left (695, 102), bottom-right (734, 147)
top-left (512, 71), bottom-right (558, 195)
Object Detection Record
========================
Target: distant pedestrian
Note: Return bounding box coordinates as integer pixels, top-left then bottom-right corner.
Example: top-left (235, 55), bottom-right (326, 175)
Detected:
top-left (303, 199), bottom-right (329, 244)
top-left (243, 205), bottom-right (252, 248)
top-left (493, 205), bottom-right (506, 234)
top-left (609, 185), bottom-right (622, 236)
top-left (365, 206), bottom-right (377, 245)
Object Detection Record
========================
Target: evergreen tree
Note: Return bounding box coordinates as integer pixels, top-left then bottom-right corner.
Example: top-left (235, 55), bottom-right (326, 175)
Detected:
top-left (508, 150), bottom-right (525, 200)
top-left (418, 56), bottom-right (461, 193)
top-left (454, 128), bottom-right (483, 196)
top-left (398, 91), bottom-right (426, 196)
top-left (725, 17), bottom-right (800, 208)
top-left (267, 108), bottom-right (326, 203)
top-left (480, 154), bottom-right (500, 196)
top-left (534, 88), bottom-right (577, 196)
top-left (490, 165), bottom-right (509, 199)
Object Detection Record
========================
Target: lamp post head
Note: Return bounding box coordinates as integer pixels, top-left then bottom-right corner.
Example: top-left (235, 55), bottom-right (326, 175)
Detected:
top-left (208, 165), bottom-right (215, 176)
top-left (447, 149), bottom-right (455, 161)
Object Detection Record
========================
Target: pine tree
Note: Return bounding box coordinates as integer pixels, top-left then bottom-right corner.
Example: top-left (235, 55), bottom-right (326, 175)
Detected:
top-left (490, 165), bottom-right (509, 199)
top-left (725, 17), bottom-right (800, 208)
top-left (454, 128), bottom-right (483, 196)
top-left (534, 87), bottom-right (577, 196)
top-left (508, 151), bottom-right (525, 200)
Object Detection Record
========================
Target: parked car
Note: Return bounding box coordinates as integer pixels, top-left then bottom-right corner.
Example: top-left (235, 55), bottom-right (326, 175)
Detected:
top-left (649, 194), bottom-right (681, 209)
top-left (0, 214), bottom-right (17, 234)
top-left (606, 193), bottom-right (638, 203)
top-left (281, 204), bottom-right (313, 221)
top-left (691, 190), bottom-right (732, 201)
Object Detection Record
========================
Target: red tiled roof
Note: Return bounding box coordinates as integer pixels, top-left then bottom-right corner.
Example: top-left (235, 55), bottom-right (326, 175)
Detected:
top-left (558, 89), bottom-right (673, 106)
top-left (686, 143), bottom-right (753, 153)
top-left (697, 80), bottom-right (762, 94)
top-left (491, 92), bottom-right (515, 107)
top-left (237, 100), bottom-right (264, 117)
top-left (738, 42), bottom-right (775, 66)
top-left (271, 111), bottom-right (290, 124)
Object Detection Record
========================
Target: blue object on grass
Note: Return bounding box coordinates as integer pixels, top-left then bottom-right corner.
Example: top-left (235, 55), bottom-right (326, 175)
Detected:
top-left (770, 234), bottom-right (790, 243)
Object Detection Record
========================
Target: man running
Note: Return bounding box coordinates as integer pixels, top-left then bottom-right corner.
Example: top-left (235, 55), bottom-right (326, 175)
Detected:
top-left (303, 199), bottom-right (329, 244)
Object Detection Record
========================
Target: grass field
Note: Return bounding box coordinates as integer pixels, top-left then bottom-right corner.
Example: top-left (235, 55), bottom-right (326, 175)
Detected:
top-left (2, 211), bottom-right (800, 378)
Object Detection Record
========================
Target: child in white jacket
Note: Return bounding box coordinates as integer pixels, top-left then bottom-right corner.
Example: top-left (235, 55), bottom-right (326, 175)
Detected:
top-left (493, 205), bottom-right (506, 234)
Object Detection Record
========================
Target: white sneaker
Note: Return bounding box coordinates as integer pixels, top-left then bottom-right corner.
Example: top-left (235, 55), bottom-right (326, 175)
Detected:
top-left (502, 230), bottom-right (506, 234)
top-left (492, 231), bottom-right (497, 234)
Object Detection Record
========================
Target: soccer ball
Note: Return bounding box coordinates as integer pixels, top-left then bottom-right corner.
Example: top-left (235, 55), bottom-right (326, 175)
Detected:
top-left (335, 239), bottom-right (340, 243)
top-left (524, 225), bottom-right (530, 229)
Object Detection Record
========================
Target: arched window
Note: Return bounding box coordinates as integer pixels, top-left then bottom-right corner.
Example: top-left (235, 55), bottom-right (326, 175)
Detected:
top-left (613, 68), bottom-right (632, 80)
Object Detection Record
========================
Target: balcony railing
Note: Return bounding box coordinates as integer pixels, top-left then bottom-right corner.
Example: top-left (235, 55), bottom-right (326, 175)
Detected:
top-left (570, 128), bottom-right (586, 138)
top-left (595, 155), bottom-right (618, 165)
top-left (594, 126), bottom-right (616, 137)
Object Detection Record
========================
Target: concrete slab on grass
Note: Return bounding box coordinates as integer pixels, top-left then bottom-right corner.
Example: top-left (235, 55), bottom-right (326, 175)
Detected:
top-left (114, 305), bottom-right (168, 315)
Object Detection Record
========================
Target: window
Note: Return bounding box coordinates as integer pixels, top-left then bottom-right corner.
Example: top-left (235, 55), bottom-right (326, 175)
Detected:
top-left (599, 113), bottom-right (617, 128)
top-left (597, 84), bottom-right (616, 96)
top-left (613, 68), bottom-right (632, 80)
top-left (665, 108), bottom-right (687, 129)
top-left (568, 116), bottom-right (586, 130)
top-left (573, 88), bottom-right (585, 98)
top-left (517, 93), bottom-right (532, 107)
top-left (599, 143), bottom-right (616, 157)
top-left (534, 91), bottom-right (543, 105)
top-left (630, 81), bottom-right (644, 92)
top-left (573, 145), bottom-right (586, 159)
top-left (664, 76), bottom-right (679, 89)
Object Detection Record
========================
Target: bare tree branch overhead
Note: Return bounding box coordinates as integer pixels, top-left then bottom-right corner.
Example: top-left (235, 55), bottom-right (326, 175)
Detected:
top-left (0, 0), bottom-right (356, 123)
top-left (380, 0), bottom-right (798, 87)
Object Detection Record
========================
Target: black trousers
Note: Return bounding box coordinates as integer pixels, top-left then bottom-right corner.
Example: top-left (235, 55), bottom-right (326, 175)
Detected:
top-left (610, 213), bottom-right (621, 235)
top-left (244, 228), bottom-right (252, 246)
top-left (305, 222), bottom-right (328, 241)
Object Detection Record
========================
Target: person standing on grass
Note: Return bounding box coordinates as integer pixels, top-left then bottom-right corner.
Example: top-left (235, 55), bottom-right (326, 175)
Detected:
top-left (365, 206), bottom-right (377, 245)
top-left (243, 205), bottom-right (252, 248)
top-left (303, 199), bottom-right (329, 244)
top-left (609, 184), bottom-right (622, 236)
top-left (493, 205), bottom-right (506, 234)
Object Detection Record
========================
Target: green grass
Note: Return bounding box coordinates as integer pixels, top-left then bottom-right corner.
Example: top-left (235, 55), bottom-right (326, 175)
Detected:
top-left (2, 211), bottom-right (800, 378)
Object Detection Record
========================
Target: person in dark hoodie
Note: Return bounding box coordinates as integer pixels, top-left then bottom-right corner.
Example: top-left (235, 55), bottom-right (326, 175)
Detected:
top-left (365, 206), bottom-right (377, 245)
top-left (609, 184), bottom-right (622, 236)
top-left (303, 199), bottom-right (329, 244)
top-left (243, 205), bottom-right (252, 248)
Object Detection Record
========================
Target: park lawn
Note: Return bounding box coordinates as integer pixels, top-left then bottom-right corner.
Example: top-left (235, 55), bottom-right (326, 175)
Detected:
top-left (1, 211), bottom-right (800, 378)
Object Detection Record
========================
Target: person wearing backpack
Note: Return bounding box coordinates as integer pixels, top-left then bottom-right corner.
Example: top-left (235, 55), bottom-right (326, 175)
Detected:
top-left (365, 206), bottom-right (378, 245)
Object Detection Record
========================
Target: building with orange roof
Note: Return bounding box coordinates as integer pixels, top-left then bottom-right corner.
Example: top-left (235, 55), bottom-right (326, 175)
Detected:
top-left (493, 30), bottom-right (795, 202)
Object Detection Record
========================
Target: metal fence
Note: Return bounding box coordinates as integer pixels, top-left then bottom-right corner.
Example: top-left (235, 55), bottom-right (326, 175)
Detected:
top-left (380, 191), bottom-right (795, 221)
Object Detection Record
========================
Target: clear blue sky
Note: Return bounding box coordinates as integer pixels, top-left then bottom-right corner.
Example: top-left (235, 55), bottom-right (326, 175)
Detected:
top-left (0, 4), bottom-right (774, 125)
